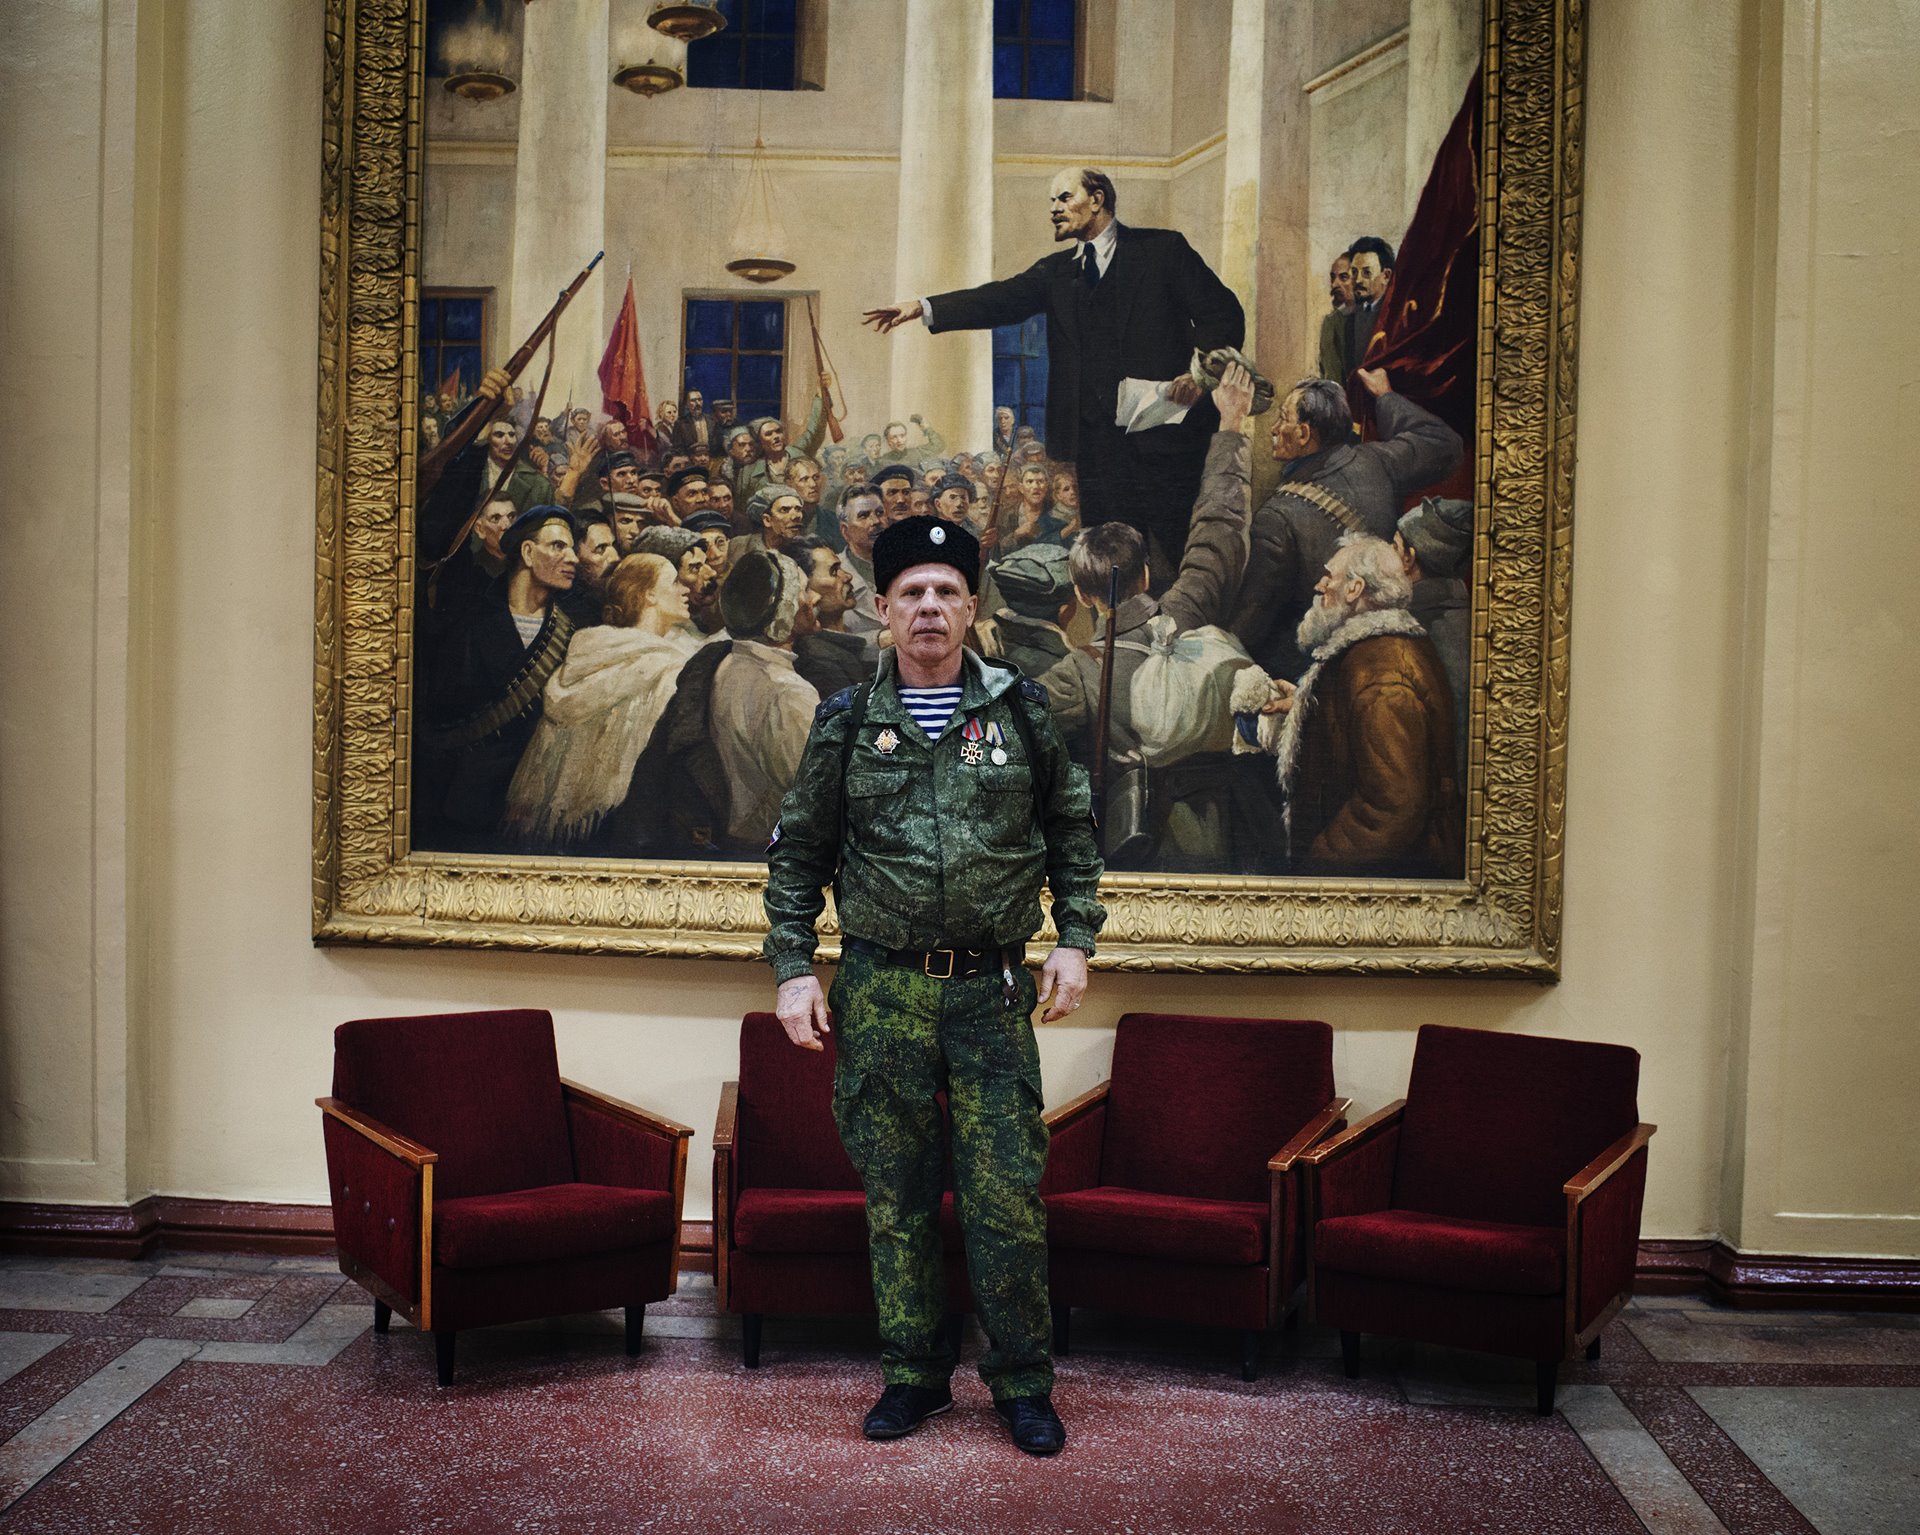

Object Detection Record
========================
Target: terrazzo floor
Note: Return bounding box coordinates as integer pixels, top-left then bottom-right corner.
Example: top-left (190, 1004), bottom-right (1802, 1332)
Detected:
top-left (0, 1252), bottom-right (1913, 1533)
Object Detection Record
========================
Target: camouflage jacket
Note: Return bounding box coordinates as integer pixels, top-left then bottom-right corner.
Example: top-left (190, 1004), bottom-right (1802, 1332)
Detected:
top-left (762, 648), bottom-right (1106, 982)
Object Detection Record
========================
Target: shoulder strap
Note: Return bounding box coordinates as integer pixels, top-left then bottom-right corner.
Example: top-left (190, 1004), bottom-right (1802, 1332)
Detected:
top-left (1281, 479), bottom-right (1368, 538)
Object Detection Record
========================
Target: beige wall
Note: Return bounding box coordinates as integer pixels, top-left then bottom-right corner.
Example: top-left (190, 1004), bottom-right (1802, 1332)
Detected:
top-left (3, 0), bottom-right (1916, 1257)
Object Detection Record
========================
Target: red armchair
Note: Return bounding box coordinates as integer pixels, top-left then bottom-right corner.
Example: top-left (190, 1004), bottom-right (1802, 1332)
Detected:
top-left (318, 1009), bottom-right (693, 1386)
top-left (1304, 1024), bottom-right (1655, 1414)
top-left (712, 1012), bottom-right (973, 1367)
top-left (1041, 1013), bottom-right (1348, 1380)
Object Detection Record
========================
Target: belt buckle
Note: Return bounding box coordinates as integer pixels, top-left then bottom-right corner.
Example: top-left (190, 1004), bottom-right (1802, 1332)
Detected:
top-left (923, 948), bottom-right (956, 980)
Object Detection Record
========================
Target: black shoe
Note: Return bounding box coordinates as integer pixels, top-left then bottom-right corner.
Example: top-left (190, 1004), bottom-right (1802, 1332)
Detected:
top-left (994, 1393), bottom-right (1066, 1456)
top-left (862, 1382), bottom-right (953, 1441)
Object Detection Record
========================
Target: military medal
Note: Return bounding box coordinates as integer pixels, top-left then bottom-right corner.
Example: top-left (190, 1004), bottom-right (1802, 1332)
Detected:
top-left (983, 721), bottom-right (1008, 765)
top-left (961, 717), bottom-right (986, 742)
top-left (991, 748), bottom-right (1009, 765)
top-left (960, 741), bottom-right (985, 765)
top-left (875, 728), bottom-right (899, 755)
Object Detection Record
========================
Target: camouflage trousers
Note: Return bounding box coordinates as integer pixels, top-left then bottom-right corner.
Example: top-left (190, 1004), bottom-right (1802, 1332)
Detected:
top-left (828, 946), bottom-right (1052, 1400)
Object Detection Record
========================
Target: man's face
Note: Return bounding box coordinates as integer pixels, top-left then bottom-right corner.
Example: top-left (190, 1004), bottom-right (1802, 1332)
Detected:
top-left (879, 480), bottom-right (914, 524)
top-left (487, 420), bottom-right (518, 465)
top-left (686, 392), bottom-right (704, 418)
top-left (678, 546), bottom-right (718, 602)
top-left (1314, 551), bottom-right (1363, 616)
top-left (789, 459), bottom-right (823, 506)
top-left (1272, 390), bottom-right (1317, 461)
top-left (762, 494), bottom-right (805, 546)
top-left (995, 406), bottom-right (1014, 436)
top-left (1019, 468), bottom-right (1049, 508)
top-left (1330, 256), bottom-right (1354, 309)
top-left (694, 527), bottom-right (730, 574)
top-left (729, 434), bottom-right (755, 463)
top-left (656, 401), bottom-right (679, 428)
top-left (806, 547), bottom-right (855, 622)
top-left (570, 409), bottom-right (592, 435)
top-left (1391, 530), bottom-right (1422, 581)
top-left (607, 464), bottom-right (642, 496)
top-left (758, 421), bottom-right (787, 456)
top-left (982, 461), bottom-right (1004, 492)
top-left (839, 493), bottom-right (883, 559)
top-left (604, 420), bottom-right (629, 450)
top-left (909, 488), bottom-right (932, 518)
top-left (885, 423), bottom-right (909, 450)
top-left (476, 500), bottom-right (516, 559)
top-left (663, 452), bottom-right (691, 475)
top-left (1048, 170), bottom-right (1105, 242)
top-left (576, 523), bottom-right (619, 589)
top-left (935, 486), bottom-right (972, 522)
top-left (532, 419), bottom-right (554, 445)
top-left (862, 434), bottom-right (883, 457)
top-left (671, 479), bottom-right (710, 520)
top-left (611, 505), bottom-right (644, 555)
top-left (522, 520), bottom-right (578, 593)
top-left (707, 482), bottom-right (735, 516)
top-left (715, 402), bottom-right (736, 426)
top-left (877, 563), bottom-right (977, 673)
top-left (1351, 252), bottom-right (1389, 303)
top-left (636, 473), bottom-right (667, 504)
top-left (843, 462), bottom-right (869, 487)
top-left (1051, 473), bottom-right (1078, 510)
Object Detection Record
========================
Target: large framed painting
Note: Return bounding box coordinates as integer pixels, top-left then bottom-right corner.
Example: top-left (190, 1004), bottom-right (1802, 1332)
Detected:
top-left (314, 0), bottom-right (1585, 975)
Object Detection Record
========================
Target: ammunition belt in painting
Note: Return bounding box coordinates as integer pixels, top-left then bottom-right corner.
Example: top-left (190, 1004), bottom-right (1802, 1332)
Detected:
top-left (1280, 480), bottom-right (1367, 538)
top-left (425, 607), bottom-right (575, 753)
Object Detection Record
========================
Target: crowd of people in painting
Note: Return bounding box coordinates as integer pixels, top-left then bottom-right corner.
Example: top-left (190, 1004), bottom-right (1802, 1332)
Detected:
top-left (412, 234), bottom-right (1474, 879)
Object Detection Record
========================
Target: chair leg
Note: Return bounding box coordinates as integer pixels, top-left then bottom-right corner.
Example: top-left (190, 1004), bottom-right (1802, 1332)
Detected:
top-left (434, 1330), bottom-right (456, 1388)
top-left (1535, 1360), bottom-right (1559, 1415)
top-left (372, 1299), bottom-right (391, 1335)
top-left (1340, 1330), bottom-right (1360, 1378)
top-left (1052, 1304), bottom-right (1071, 1357)
top-left (625, 1306), bottom-right (645, 1357)
top-left (1586, 1336), bottom-right (1603, 1362)
top-left (742, 1313), bottom-right (763, 1369)
top-left (1240, 1329), bottom-right (1262, 1383)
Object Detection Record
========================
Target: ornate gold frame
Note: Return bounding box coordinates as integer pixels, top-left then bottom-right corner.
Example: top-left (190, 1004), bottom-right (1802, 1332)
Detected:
top-left (314, 0), bottom-right (1583, 976)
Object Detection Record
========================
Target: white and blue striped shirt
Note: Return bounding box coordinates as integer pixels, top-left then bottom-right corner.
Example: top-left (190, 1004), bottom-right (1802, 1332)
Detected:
top-left (898, 686), bottom-right (963, 741)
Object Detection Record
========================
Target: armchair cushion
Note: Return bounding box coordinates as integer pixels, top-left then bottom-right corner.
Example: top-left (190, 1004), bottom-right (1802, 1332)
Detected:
top-left (434, 1183), bottom-right (676, 1270)
top-left (1394, 1025), bottom-right (1640, 1229)
top-left (733, 1188), bottom-right (965, 1255)
top-left (333, 1011), bottom-right (574, 1201)
top-left (1315, 1209), bottom-right (1565, 1296)
top-left (1102, 1015), bottom-right (1335, 1204)
top-left (1047, 1187), bottom-right (1269, 1267)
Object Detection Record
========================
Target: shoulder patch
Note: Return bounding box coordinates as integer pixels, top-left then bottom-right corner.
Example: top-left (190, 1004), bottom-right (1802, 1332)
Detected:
top-left (816, 686), bottom-right (856, 721)
top-left (1018, 677), bottom-right (1050, 706)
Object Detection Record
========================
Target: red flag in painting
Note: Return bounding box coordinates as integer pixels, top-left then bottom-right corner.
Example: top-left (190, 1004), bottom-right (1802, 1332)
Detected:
top-left (598, 277), bottom-right (657, 459)
top-left (1352, 70), bottom-right (1481, 499)
top-left (437, 365), bottom-right (464, 401)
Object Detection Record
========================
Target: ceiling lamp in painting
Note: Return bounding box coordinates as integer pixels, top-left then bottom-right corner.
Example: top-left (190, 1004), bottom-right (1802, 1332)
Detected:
top-left (647, 2), bottom-right (728, 44)
top-left (613, 30), bottom-right (688, 96)
top-left (432, 0), bottom-right (520, 102)
top-left (725, 138), bottom-right (796, 283)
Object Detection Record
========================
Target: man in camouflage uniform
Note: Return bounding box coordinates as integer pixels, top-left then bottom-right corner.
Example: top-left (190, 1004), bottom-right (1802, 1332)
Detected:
top-left (764, 515), bottom-right (1105, 1457)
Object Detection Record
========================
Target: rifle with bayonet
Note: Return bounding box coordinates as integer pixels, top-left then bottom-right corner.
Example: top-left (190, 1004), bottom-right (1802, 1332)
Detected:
top-left (416, 250), bottom-right (603, 499)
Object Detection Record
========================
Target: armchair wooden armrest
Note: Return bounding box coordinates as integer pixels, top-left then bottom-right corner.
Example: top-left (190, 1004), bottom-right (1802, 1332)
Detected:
top-left (1564, 1124), bottom-right (1657, 1205)
top-left (1301, 1099), bottom-right (1405, 1167)
top-left (316, 1097), bottom-right (438, 1166)
top-left (316, 1097), bottom-right (438, 1329)
top-left (561, 1079), bottom-right (695, 1142)
top-left (1269, 1098), bottom-right (1352, 1174)
top-left (1042, 1080), bottom-right (1109, 1132)
top-left (712, 1082), bottom-right (739, 1309)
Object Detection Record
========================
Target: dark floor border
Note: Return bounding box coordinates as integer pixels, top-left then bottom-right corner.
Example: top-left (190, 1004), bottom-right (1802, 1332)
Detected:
top-left (2, 1203), bottom-right (1914, 1306)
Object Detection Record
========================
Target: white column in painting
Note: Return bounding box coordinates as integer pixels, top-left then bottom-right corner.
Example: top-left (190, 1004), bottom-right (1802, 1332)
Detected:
top-left (507, 0), bottom-right (611, 409)
top-left (1219, 0), bottom-right (1270, 356)
top-left (889, 0), bottom-right (993, 447)
top-left (1405, 0), bottom-right (1481, 216)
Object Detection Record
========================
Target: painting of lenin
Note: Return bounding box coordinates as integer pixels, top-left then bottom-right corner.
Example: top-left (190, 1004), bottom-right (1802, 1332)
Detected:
top-left (405, 0), bottom-right (1485, 890)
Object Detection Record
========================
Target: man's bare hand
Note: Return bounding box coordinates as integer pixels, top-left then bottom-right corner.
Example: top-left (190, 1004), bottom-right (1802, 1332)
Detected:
top-left (475, 366), bottom-right (513, 404)
top-left (1211, 361), bottom-right (1255, 434)
top-left (1035, 946), bottom-right (1089, 1023)
top-left (647, 492), bottom-right (678, 527)
top-left (1260, 677), bottom-right (1299, 716)
top-left (1357, 367), bottom-right (1391, 398)
top-left (1167, 375), bottom-right (1205, 408)
top-left (863, 300), bottom-right (924, 335)
top-left (775, 975), bottom-right (831, 1051)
